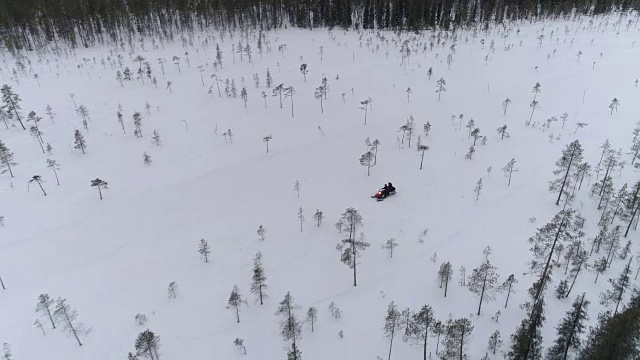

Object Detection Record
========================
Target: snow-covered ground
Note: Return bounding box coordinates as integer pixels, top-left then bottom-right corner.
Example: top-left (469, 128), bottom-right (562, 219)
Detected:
top-left (1, 14), bottom-right (639, 359)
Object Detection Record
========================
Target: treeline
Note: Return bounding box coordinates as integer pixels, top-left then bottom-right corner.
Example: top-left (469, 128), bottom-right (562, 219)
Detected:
top-left (0, 0), bottom-right (637, 51)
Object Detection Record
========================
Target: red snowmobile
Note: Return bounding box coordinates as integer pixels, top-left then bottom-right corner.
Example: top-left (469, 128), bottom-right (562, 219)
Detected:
top-left (372, 183), bottom-right (396, 201)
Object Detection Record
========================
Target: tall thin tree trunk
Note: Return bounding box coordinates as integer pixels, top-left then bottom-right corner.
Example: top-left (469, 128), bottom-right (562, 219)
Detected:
top-left (477, 277), bottom-right (487, 315)
top-left (53, 168), bottom-right (59, 185)
top-left (98, 187), bottom-right (103, 200)
top-left (63, 308), bottom-right (82, 346)
top-left (625, 203), bottom-right (639, 237)
top-left (352, 242), bottom-right (358, 286)
top-left (388, 321), bottom-right (395, 360)
top-left (556, 152), bottom-right (575, 206)
top-left (37, 181), bottom-right (46, 196)
top-left (505, 283), bottom-right (512, 308)
top-left (562, 294), bottom-right (585, 360)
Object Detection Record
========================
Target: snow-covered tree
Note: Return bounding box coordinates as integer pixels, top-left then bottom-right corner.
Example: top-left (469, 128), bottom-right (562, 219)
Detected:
top-left (436, 78), bottom-right (446, 100)
top-left (417, 145), bottom-right (429, 170)
top-left (284, 86), bottom-right (295, 117)
top-left (609, 98), bottom-right (619, 115)
top-left (227, 285), bottom-right (246, 323)
top-left (488, 330), bottom-right (503, 355)
top-left (197, 238), bottom-right (210, 263)
top-left (134, 329), bottom-right (160, 360)
top-left (600, 257), bottom-right (633, 315)
top-left (437, 261), bottom-right (453, 297)
top-left (1, 85), bottom-right (25, 130)
top-left (167, 281), bottom-right (178, 299)
top-left (549, 141), bottom-right (583, 206)
top-left (0, 141), bottom-right (16, 178)
top-left (306, 307), bottom-right (318, 332)
top-left (257, 225), bottom-right (266, 241)
top-left (151, 130), bottom-right (161, 145)
top-left (313, 210), bottom-right (324, 226)
top-left (263, 135), bottom-right (273, 153)
top-left (46, 159), bottom-right (60, 185)
top-left (297, 207), bottom-right (304, 232)
top-left (29, 175), bottom-right (47, 196)
top-left (133, 112), bottom-right (143, 137)
top-left (73, 130), bottom-right (87, 154)
top-left (275, 292), bottom-right (302, 358)
top-left (474, 178), bottom-right (483, 201)
top-left (442, 318), bottom-right (474, 359)
top-left (382, 238), bottom-right (399, 258)
top-left (360, 151), bottom-right (375, 176)
top-left (468, 259), bottom-right (500, 315)
top-left (502, 98), bottom-right (512, 115)
top-left (117, 110), bottom-right (126, 134)
top-left (299, 64), bottom-right (308, 81)
top-left (90, 178), bottom-right (108, 200)
top-left (407, 305), bottom-right (434, 360)
top-left (502, 158), bottom-right (518, 186)
top-left (35, 294), bottom-right (56, 329)
top-left (53, 298), bottom-right (91, 346)
top-left (250, 252), bottom-right (268, 305)
top-left (384, 301), bottom-right (402, 360)
top-left (143, 152), bottom-right (152, 165)
top-left (359, 99), bottom-right (370, 125)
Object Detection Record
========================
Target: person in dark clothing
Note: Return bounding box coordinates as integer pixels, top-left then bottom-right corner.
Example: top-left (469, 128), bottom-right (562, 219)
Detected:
top-left (381, 184), bottom-right (389, 198)
top-left (387, 182), bottom-right (395, 193)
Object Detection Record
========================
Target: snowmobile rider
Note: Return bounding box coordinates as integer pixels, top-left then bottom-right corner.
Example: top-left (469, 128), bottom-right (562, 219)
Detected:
top-left (381, 184), bottom-right (390, 197)
top-left (387, 182), bottom-right (395, 193)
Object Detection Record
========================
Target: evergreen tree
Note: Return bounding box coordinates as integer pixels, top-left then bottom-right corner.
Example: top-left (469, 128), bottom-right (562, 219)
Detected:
top-left (565, 242), bottom-right (588, 297)
top-left (73, 130), bottom-right (86, 154)
top-left (487, 330), bottom-right (503, 355)
top-left (1, 85), bottom-right (25, 130)
top-left (359, 151), bottom-right (375, 176)
top-left (407, 305), bottom-right (434, 360)
top-left (502, 274), bottom-right (517, 308)
top-left (306, 307), bottom-right (318, 332)
top-left (502, 159), bottom-right (518, 186)
top-left (508, 277), bottom-right (548, 360)
top-left (578, 308), bottom-right (640, 359)
top-left (599, 257), bottom-right (634, 315)
top-left (546, 293), bottom-right (590, 360)
top-left (435, 78), bottom-right (446, 100)
top-left (197, 238), bottom-right (210, 263)
top-left (441, 317), bottom-right (474, 360)
top-left (549, 141), bottom-right (584, 206)
top-left (134, 329), bottom-right (160, 360)
top-left (336, 208), bottom-right (366, 286)
top-left (383, 301), bottom-right (402, 360)
top-left (467, 259), bottom-right (500, 315)
top-left (35, 294), bottom-right (56, 329)
top-left (90, 178), bottom-right (108, 200)
top-left (275, 292), bottom-right (302, 357)
top-left (53, 298), bottom-right (91, 346)
top-left (46, 159), bottom-right (60, 185)
top-left (0, 140), bottom-right (16, 178)
top-left (250, 252), bottom-right (268, 305)
top-left (152, 130), bottom-right (161, 145)
top-left (437, 261), bottom-right (453, 297)
top-left (227, 285), bottom-right (246, 323)
top-left (313, 209), bottom-right (324, 226)
top-left (382, 238), bottom-right (399, 258)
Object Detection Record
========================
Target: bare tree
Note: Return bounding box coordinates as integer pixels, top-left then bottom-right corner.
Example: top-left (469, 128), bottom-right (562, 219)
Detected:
top-left (53, 298), bottom-right (91, 346)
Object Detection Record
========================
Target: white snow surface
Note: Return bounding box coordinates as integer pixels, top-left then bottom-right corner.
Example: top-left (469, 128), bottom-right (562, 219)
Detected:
top-left (1, 16), bottom-right (640, 359)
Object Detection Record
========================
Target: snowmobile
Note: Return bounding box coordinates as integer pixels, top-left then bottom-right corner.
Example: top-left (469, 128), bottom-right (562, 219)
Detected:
top-left (372, 185), bottom-right (396, 201)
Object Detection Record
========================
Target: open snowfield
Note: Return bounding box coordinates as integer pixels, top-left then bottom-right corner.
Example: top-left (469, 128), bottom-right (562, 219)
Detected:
top-left (1, 14), bottom-right (640, 359)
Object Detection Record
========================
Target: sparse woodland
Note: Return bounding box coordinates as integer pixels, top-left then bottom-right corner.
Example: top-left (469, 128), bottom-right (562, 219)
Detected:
top-left (0, 6), bottom-right (640, 360)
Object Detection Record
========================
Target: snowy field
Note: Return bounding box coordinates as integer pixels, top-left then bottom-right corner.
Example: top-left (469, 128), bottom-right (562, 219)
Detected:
top-left (1, 14), bottom-right (640, 359)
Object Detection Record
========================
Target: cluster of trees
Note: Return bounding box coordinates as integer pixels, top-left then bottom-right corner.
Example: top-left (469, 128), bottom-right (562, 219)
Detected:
top-left (1, 0), bottom-right (636, 51)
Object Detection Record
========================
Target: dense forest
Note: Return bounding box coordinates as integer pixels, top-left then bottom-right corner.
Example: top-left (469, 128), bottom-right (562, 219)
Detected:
top-left (0, 0), bottom-right (638, 51)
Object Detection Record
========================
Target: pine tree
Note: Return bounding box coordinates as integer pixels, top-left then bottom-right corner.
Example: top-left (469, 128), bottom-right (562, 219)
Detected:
top-left (74, 130), bottom-right (86, 154)
top-left (435, 78), bottom-right (446, 100)
top-left (134, 329), bottom-right (160, 360)
top-left (133, 112), bottom-right (143, 137)
top-left (502, 274), bottom-right (517, 308)
top-left (442, 317), bottom-right (474, 360)
top-left (197, 238), bottom-right (210, 263)
top-left (90, 178), bottom-right (108, 200)
top-left (29, 175), bottom-right (47, 196)
top-left (297, 207), bottom-right (304, 232)
top-left (0, 140), bottom-right (16, 177)
top-left (508, 277), bottom-right (548, 360)
top-left (227, 285), bottom-right (246, 323)
top-left (497, 125), bottom-right (509, 139)
top-left (465, 146), bottom-right (475, 160)
top-left (565, 243), bottom-right (588, 297)
top-left (313, 210), bottom-right (324, 226)
top-left (546, 293), bottom-right (590, 360)
top-left (341, 232), bottom-right (370, 286)
top-left (578, 308), bottom-right (640, 359)
top-left (488, 330), bottom-right (503, 355)
top-left (117, 110), bottom-right (126, 134)
top-left (151, 130), bottom-right (161, 145)
top-left (417, 144), bottom-right (429, 170)
top-left (306, 307), bottom-right (318, 332)
top-left (1, 85), bottom-right (25, 130)
top-left (437, 261), bottom-right (453, 297)
top-left (35, 294), bottom-right (56, 329)
top-left (53, 298), bottom-right (91, 346)
top-left (603, 225), bottom-right (622, 268)
top-left (474, 178), bottom-right (483, 201)
top-left (382, 238), bottom-right (399, 258)
top-left (502, 158), bottom-right (518, 186)
top-left (46, 159), bottom-right (60, 185)
top-left (408, 305), bottom-right (434, 360)
top-left (250, 252), bottom-right (268, 305)
top-left (167, 281), bottom-right (178, 299)
top-left (143, 152), bottom-right (152, 165)
top-left (550, 141), bottom-right (584, 206)
top-left (275, 292), bottom-right (302, 357)
top-left (257, 225), bottom-right (266, 241)
top-left (468, 259), bottom-right (500, 315)
top-left (383, 301), bottom-right (402, 360)
top-left (600, 257), bottom-right (634, 315)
